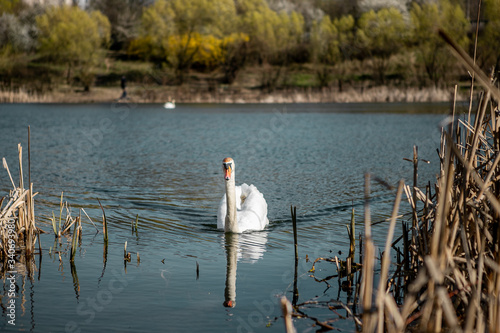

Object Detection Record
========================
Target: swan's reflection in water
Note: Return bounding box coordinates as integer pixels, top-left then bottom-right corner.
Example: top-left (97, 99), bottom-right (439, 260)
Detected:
top-left (223, 231), bottom-right (269, 307)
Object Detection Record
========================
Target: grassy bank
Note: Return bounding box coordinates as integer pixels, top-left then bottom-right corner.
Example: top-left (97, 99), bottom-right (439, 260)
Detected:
top-left (1, 55), bottom-right (469, 104)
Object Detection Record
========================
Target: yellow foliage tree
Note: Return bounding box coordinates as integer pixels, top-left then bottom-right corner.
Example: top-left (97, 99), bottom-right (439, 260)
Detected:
top-left (195, 35), bottom-right (224, 70)
top-left (132, 0), bottom-right (237, 83)
top-left (194, 33), bottom-right (249, 83)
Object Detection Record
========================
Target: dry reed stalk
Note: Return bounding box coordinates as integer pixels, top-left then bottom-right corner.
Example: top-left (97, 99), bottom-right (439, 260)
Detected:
top-left (348, 204), bottom-right (355, 260)
top-left (281, 296), bottom-right (297, 333)
top-left (70, 217), bottom-right (79, 262)
top-left (132, 214), bottom-right (139, 232)
top-left (375, 180), bottom-right (404, 333)
top-left (58, 192), bottom-right (64, 236)
top-left (0, 145), bottom-right (40, 259)
top-left (97, 198), bottom-right (108, 244)
top-left (361, 173), bottom-right (376, 332)
top-left (291, 206), bottom-right (298, 262)
top-left (82, 208), bottom-right (99, 233)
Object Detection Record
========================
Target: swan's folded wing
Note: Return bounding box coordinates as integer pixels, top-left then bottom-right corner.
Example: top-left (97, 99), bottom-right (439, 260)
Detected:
top-left (238, 184), bottom-right (269, 232)
top-left (235, 186), bottom-right (242, 210)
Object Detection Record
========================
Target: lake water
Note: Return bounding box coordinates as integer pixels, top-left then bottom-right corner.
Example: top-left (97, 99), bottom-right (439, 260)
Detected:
top-left (0, 102), bottom-right (449, 332)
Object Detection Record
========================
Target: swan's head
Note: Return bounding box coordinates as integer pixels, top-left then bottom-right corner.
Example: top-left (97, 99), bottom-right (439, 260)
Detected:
top-left (222, 157), bottom-right (234, 181)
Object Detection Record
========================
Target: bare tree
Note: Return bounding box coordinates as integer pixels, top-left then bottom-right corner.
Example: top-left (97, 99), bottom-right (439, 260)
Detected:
top-left (88, 0), bottom-right (149, 51)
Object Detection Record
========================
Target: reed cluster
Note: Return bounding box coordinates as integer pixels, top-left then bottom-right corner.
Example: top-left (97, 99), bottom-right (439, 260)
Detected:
top-left (0, 144), bottom-right (40, 259)
top-left (358, 33), bottom-right (500, 332)
top-left (50, 192), bottom-right (84, 240)
top-left (285, 31), bottom-right (500, 332)
top-left (0, 86), bottom-right (49, 103)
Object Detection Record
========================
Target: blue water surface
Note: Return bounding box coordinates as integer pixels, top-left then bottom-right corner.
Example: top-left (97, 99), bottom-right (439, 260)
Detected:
top-left (0, 102), bottom-right (449, 332)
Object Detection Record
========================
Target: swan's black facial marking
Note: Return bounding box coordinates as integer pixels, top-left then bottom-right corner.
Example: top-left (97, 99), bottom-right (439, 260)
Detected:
top-left (223, 162), bottom-right (233, 180)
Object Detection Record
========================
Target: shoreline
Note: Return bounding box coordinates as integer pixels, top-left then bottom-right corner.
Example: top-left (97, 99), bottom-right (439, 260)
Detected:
top-left (0, 85), bottom-right (464, 104)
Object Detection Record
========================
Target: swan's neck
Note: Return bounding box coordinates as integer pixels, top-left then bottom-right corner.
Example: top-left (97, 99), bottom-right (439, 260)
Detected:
top-left (225, 176), bottom-right (239, 233)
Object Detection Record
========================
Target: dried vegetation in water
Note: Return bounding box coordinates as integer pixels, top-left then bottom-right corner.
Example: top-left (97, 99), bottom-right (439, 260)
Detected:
top-left (0, 145), bottom-right (41, 261)
top-left (283, 31), bottom-right (500, 333)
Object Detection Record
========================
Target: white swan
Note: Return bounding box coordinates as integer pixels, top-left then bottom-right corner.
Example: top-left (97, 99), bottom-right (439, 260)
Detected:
top-left (217, 157), bottom-right (269, 233)
top-left (164, 98), bottom-right (175, 109)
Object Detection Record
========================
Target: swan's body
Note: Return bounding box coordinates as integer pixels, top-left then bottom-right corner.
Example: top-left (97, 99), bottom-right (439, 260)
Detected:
top-left (217, 158), bottom-right (269, 233)
top-left (164, 99), bottom-right (175, 109)
top-left (217, 183), bottom-right (269, 232)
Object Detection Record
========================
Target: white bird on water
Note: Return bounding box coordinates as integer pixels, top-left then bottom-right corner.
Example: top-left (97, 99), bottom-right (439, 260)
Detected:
top-left (164, 98), bottom-right (175, 109)
top-left (217, 157), bottom-right (269, 233)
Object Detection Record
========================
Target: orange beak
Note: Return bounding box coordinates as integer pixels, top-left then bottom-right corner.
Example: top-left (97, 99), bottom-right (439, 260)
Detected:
top-left (224, 166), bottom-right (232, 180)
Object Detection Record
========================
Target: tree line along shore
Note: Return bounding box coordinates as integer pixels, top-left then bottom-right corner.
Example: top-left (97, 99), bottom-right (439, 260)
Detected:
top-left (0, 0), bottom-right (498, 103)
